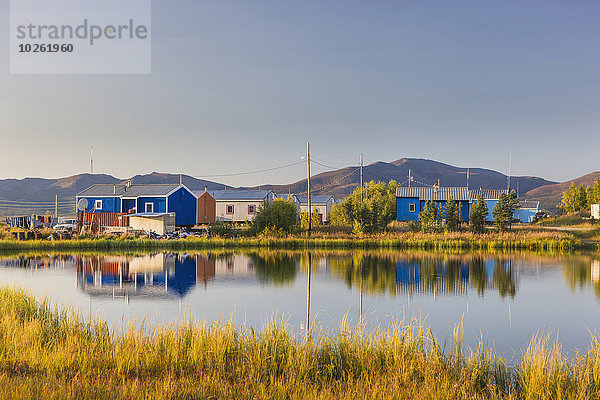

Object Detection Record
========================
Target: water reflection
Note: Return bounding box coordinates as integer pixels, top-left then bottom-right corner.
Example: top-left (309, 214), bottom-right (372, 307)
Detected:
top-left (1, 252), bottom-right (599, 303)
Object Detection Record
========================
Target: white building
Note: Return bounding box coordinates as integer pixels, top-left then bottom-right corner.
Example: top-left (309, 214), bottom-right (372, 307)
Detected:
top-left (592, 204), bottom-right (600, 220)
top-left (210, 190), bottom-right (275, 222)
top-left (296, 195), bottom-right (335, 223)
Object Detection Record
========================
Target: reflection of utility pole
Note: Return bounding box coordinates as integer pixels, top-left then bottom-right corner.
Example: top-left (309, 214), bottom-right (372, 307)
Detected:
top-left (305, 253), bottom-right (312, 337)
top-left (360, 273), bottom-right (363, 328)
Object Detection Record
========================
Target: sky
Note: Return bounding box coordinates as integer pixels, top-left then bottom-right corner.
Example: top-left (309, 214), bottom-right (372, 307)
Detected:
top-left (0, 0), bottom-right (598, 187)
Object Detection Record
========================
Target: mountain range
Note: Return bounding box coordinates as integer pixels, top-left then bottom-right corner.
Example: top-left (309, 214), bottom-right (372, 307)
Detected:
top-left (0, 158), bottom-right (597, 216)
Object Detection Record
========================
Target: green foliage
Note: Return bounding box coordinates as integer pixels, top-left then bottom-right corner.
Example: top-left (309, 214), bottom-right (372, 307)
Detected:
top-left (444, 195), bottom-right (460, 232)
top-left (419, 200), bottom-right (440, 233)
top-left (252, 199), bottom-right (298, 235)
top-left (210, 220), bottom-right (237, 237)
top-left (300, 208), bottom-right (322, 231)
top-left (329, 180), bottom-right (400, 233)
top-left (492, 191), bottom-right (518, 231)
top-left (560, 175), bottom-right (600, 214)
top-left (470, 194), bottom-right (489, 234)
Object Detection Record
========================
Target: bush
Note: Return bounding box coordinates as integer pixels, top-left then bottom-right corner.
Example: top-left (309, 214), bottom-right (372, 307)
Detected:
top-left (251, 199), bottom-right (298, 235)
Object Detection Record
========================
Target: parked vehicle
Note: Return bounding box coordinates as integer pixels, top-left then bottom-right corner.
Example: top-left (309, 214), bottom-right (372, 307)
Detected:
top-left (53, 219), bottom-right (77, 232)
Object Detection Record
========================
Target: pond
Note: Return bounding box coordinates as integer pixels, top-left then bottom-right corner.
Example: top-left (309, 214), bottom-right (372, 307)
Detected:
top-left (1, 250), bottom-right (599, 360)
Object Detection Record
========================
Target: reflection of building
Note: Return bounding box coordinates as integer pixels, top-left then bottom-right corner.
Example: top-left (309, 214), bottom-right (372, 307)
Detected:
top-left (396, 261), bottom-right (470, 295)
top-left (77, 253), bottom-right (201, 299)
top-left (592, 260), bottom-right (600, 284)
top-left (214, 254), bottom-right (255, 277)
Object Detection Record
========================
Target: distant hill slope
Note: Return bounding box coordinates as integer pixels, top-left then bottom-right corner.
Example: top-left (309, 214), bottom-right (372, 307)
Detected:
top-left (252, 158), bottom-right (557, 198)
top-left (0, 173), bottom-right (229, 216)
top-left (524, 172), bottom-right (600, 212)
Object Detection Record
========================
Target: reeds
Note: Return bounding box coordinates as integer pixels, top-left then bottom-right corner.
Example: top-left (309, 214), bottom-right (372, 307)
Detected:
top-left (1, 287), bottom-right (600, 399)
top-left (0, 230), bottom-right (584, 252)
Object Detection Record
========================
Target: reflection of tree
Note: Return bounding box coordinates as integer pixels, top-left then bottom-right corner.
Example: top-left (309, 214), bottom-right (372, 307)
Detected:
top-left (329, 254), bottom-right (398, 296)
top-left (248, 253), bottom-right (298, 287)
top-left (492, 258), bottom-right (516, 299)
top-left (470, 257), bottom-right (488, 297)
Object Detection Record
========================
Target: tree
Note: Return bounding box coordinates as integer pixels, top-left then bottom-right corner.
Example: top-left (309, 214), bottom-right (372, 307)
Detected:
top-left (420, 200), bottom-right (439, 233)
top-left (445, 195), bottom-right (460, 232)
top-left (251, 199), bottom-right (298, 235)
top-left (300, 208), bottom-right (322, 230)
top-left (330, 180), bottom-right (400, 233)
top-left (492, 191), bottom-right (518, 231)
top-left (591, 175), bottom-right (600, 205)
top-left (561, 183), bottom-right (579, 213)
top-left (470, 194), bottom-right (488, 234)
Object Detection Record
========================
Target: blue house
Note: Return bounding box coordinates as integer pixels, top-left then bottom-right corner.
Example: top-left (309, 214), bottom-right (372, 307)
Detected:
top-left (396, 187), bottom-right (471, 222)
top-left (76, 183), bottom-right (198, 226)
top-left (468, 189), bottom-right (509, 222)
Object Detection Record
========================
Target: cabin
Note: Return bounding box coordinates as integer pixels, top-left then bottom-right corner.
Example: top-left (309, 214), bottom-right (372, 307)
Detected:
top-left (210, 190), bottom-right (275, 222)
top-left (193, 189), bottom-right (216, 225)
top-left (296, 195), bottom-right (335, 223)
top-left (514, 201), bottom-right (541, 223)
top-left (396, 187), bottom-right (471, 222)
top-left (76, 183), bottom-right (197, 226)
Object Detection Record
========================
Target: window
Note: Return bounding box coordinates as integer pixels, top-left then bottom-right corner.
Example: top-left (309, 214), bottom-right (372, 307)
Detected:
top-left (145, 203), bottom-right (154, 213)
top-left (409, 203), bottom-right (416, 213)
top-left (248, 205), bottom-right (256, 214)
top-left (226, 205), bottom-right (234, 214)
top-left (95, 200), bottom-right (102, 210)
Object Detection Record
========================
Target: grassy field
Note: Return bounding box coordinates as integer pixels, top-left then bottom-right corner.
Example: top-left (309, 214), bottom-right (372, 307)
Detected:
top-left (0, 230), bottom-right (586, 252)
top-left (1, 287), bottom-right (600, 399)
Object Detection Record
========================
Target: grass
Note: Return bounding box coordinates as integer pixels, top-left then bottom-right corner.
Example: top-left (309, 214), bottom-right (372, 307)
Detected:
top-left (1, 287), bottom-right (600, 399)
top-left (0, 230), bottom-right (585, 252)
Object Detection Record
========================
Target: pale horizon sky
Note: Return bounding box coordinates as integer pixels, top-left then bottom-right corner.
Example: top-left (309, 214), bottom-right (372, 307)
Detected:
top-left (1, 1), bottom-right (598, 187)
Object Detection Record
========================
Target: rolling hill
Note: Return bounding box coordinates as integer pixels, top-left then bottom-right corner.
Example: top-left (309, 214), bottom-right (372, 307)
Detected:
top-left (524, 172), bottom-right (600, 211)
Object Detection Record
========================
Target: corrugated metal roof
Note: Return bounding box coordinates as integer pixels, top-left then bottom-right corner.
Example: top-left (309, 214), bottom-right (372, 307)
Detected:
top-left (275, 194), bottom-right (299, 201)
top-left (468, 189), bottom-right (510, 201)
top-left (78, 184), bottom-right (181, 197)
top-left (295, 195), bottom-right (334, 205)
top-left (210, 190), bottom-right (273, 201)
top-left (396, 187), bottom-right (470, 201)
top-left (518, 201), bottom-right (540, 210)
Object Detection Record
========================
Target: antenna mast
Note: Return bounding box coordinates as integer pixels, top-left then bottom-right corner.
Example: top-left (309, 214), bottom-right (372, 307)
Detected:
top-left (507, 151), bottom-right (512, 190)
top-left (90, 137), bottom-right (94, 175)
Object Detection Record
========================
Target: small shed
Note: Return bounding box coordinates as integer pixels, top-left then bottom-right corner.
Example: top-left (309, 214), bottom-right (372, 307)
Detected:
top-left (592, 204), bottom-right (600, 220)
top-left (129, 212), bottom-right (176, 235)
top-left (514, 201), bottom-right (541, 223)
top-left (194, 190), bottom-right (216, 225)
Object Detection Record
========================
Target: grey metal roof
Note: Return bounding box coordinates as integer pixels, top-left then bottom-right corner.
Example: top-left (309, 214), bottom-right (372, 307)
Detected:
top-left (295, 195), bottom-right (334, 205)
top-left (396, 187), bottom-right (470, 201)
top-left (77, 184), bottom-right (181, 198)
top-left (275, 194), bottom-right (299, 201)
top-left (210, 190), bottom-right (273, 201)
top-left (518, 201), bottom-right (540, 210)
top-left (468, 189), bottom-right (510, 201)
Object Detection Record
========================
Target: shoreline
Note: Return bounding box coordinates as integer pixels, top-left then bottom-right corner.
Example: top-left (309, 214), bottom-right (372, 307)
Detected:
top-left (0, 231), bottom-right (589, 252)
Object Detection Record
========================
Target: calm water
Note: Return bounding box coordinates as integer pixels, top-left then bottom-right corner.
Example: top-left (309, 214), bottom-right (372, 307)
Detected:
top-left (1, 250), bottom-right (599, 360)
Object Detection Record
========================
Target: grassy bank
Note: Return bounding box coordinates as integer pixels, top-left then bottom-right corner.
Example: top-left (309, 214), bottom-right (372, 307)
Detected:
top-left (1, 287), bottom-right (600, 399)
top-left (0, 230), bottom-right (585, 252)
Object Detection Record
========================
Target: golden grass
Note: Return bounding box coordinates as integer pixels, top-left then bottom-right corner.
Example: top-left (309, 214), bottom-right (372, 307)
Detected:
top-left (1, 287), bottom-right (600, 399)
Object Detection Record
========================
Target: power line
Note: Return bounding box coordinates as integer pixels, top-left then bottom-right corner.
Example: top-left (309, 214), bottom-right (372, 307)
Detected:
top-left (191, 160), bottom-right (305, 178)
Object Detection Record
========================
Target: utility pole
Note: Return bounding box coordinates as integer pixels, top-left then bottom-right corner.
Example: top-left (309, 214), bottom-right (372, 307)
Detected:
top-left (408, 169), bottom-right (412, 188)
top-left (360, 154), bottom-right (364, 204)
top-left (306, 142), bottom-right (312, 234)
top-left (55, 195), bottom-right (58, 220)
top-left (467, 168), bottom-right (470, 190)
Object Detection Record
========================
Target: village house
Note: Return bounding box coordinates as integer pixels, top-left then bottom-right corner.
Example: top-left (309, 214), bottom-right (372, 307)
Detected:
top-left (396, 187), bottom-right (471, 222)
top-left (76, 182), bottom-right (198, 227)
top-left (296, 195), bottom-right (335, 223)
top-left (210, 190), bottom-right (275, 222)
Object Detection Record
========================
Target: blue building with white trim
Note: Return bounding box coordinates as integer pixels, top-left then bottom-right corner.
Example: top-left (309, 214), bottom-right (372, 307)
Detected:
top-left (76, 183), bottom-right (198, 226)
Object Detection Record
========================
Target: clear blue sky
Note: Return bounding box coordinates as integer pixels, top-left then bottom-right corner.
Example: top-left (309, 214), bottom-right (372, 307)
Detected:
top-left (1, 0), bottom-right (598, 186)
